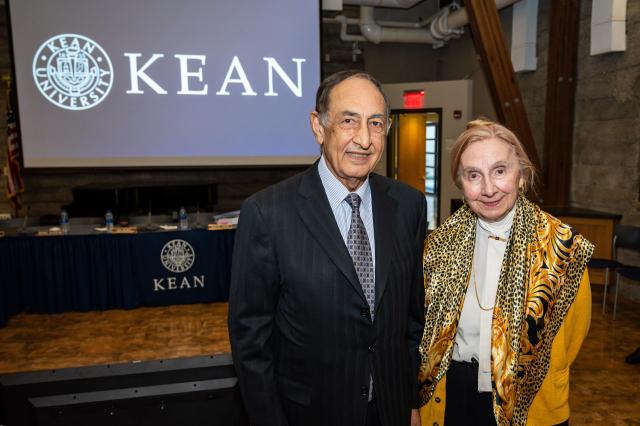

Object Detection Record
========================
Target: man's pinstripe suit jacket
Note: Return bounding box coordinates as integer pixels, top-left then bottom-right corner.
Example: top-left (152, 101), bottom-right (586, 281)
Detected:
top-left (229, 162), bottom-right (427, 426)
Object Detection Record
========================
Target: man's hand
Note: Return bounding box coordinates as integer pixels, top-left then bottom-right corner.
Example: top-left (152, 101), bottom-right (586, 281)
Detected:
top-left (411, 408), bottom-right (421, 426)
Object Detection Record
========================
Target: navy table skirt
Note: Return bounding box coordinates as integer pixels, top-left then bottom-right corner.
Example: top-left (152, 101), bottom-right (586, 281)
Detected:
top-left (0, 229), bottom-right (235, 327)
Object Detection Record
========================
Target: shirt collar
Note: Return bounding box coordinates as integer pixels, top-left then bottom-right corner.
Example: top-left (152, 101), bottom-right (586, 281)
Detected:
top-left (318, 155), bottom-right (371, 213)
top-left (477, 202), bottom-right (516, 239)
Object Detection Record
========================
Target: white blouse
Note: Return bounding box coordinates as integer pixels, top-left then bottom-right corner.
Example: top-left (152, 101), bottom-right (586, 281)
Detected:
top-left (452, 204), bottom-right (516, 392)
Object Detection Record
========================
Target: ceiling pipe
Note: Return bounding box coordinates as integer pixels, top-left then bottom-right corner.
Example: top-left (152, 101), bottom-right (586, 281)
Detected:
top-left (445, 0), bottom-right (521, 28)
top-left (324, 15), bottom-right (367, 41)
top-left (343, 0), bottom-right (423, 8)
top-left (324, 15), bottom-right (423, 29)
top-left (325, 0), bottom-right (522, 45)
top-left (360, 6), bottom-right (438, 44)
top-left (377, 19), bottom-right (423, 28)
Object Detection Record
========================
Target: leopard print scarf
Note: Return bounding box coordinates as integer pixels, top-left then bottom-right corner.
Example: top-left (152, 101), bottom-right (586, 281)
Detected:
top-left (418, 196), bottom-right (593, 425)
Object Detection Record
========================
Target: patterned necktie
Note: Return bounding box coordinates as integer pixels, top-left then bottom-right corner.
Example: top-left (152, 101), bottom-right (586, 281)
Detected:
top-left (345, 193), bottom-right (375, 320)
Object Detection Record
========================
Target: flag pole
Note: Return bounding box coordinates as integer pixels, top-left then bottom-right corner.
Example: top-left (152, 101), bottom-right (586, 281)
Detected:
top-left (4, 73), bottom-right (24, 218)
top-left (2, 74), bottom-right (13, 218)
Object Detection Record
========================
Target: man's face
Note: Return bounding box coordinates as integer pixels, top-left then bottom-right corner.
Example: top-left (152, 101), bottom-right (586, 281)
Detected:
top-left (310, 77), bottom-right (388, 191)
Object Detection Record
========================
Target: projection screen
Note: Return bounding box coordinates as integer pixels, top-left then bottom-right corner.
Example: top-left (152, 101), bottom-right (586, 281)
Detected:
top-left (8, 0), bottom-right (321, 167)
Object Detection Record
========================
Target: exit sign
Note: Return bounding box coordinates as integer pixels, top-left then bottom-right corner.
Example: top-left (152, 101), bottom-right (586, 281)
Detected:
top-left (403, 90), bottom-right (424, 109)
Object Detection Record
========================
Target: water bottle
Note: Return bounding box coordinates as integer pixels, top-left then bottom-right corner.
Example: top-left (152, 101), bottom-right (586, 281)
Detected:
top-left (60, 210), bottom-right (69, 234)
top-left (179, 206), bottom-right (189, 230)
top-left (105, 210), bottom-right (114, 232)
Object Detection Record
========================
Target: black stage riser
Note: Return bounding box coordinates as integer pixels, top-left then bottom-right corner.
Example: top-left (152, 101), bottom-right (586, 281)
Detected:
top-left (0, 354), bottom-right (248, 426)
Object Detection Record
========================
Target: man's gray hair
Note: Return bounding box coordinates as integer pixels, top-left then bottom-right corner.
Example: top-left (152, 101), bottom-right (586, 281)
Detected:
top-left (315, 70), bottom-right (390, 128)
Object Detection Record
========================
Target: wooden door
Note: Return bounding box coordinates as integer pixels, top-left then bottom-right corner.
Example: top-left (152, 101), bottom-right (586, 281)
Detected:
top-left (396, 113), bottom-right (427, 193)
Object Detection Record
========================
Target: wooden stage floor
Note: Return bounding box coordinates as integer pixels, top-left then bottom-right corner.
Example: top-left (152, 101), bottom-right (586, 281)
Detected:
top-left (0, 287), bottom-right (638, 424)
top-left (0, 303), bottom-right (230, 375)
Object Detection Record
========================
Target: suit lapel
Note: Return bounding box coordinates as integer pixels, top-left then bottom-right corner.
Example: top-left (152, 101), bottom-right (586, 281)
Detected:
top-left (370, 174), bottom-right (397, 312)
top-left (295, 164), bottom-right (366, 303)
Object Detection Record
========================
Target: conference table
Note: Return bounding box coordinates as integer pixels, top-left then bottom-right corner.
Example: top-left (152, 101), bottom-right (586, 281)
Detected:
top-left (0, 225), bottom-right (236, 327)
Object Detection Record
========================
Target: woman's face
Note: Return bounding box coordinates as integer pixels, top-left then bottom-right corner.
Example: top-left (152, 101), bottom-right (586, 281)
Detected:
top-left (458, 138), bottom-right (523, 222)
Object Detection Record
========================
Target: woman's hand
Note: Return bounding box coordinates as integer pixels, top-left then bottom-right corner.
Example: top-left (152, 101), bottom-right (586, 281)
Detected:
top-left (411, 408), bottom-right (421, 426)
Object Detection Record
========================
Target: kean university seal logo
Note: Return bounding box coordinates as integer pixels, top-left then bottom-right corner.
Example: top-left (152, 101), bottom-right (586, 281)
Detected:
top-left (160, 239), bottom-right (195, 273)
top-left (32, 34), bottom-right (113, 111)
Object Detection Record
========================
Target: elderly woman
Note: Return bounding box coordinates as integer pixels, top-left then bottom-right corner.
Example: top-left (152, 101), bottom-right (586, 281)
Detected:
top-left (418, 119), bottom-right (593, 426)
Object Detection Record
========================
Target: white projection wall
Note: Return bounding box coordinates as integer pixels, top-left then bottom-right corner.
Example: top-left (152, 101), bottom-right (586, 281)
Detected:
top-left (8, 0), bottom-right (321, 167)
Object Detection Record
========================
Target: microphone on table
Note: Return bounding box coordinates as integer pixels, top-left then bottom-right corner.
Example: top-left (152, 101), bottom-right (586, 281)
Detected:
top-left (194, 201), bottom-right (205, 229)
top-left (18, 206), bottom-right (37, 235)
top-left (144, 200), bottom-right (159, 231)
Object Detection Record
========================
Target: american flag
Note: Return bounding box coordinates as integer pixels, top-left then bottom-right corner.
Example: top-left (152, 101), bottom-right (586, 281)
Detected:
top-left (6, 88), bottom-right (24, 213)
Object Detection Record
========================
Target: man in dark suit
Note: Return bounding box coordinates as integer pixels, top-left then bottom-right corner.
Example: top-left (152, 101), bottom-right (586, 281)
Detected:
top-left (228, 70), bottom-right (426, 426)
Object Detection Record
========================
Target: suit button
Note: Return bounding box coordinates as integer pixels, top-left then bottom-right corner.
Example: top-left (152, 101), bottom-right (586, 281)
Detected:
top-left (435, 397), bottom-right (441, 403)
top-left (361, 386), bottom-right (368, 396)
top-left (368, 344), bottom-right (375, 352)
top-left (433, 423), bottom-right (439, 426)
top-left (360, 308), bottom-right (369, 317)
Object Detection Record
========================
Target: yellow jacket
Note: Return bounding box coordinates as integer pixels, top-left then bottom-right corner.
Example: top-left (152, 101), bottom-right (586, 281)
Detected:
top-left (420, 271), bottom-right (591, 426)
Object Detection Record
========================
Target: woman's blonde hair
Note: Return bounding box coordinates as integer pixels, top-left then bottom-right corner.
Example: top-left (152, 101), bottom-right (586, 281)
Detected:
top-left (450, 118), bottom-right (538, 193)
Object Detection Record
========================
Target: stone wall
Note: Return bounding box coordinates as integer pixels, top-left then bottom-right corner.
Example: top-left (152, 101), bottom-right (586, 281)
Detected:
top-left (570, 0), bottom-right (640, 299)
top-left (514, 0), bottom-right (550, 167)
top-left (572, 0), bottom-right (640, 226)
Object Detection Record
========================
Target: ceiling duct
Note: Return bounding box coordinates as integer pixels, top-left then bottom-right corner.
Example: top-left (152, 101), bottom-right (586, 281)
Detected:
top-left (325, 0), bottom-right (522, 46)
top-left (343, 0), bottom-right (423, 8)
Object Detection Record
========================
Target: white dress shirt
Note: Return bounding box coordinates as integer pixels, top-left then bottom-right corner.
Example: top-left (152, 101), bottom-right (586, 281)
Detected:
top-left (317, 155), bottom-right (376, 269)
top-left (452, 204), bottom-right (516, 392)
